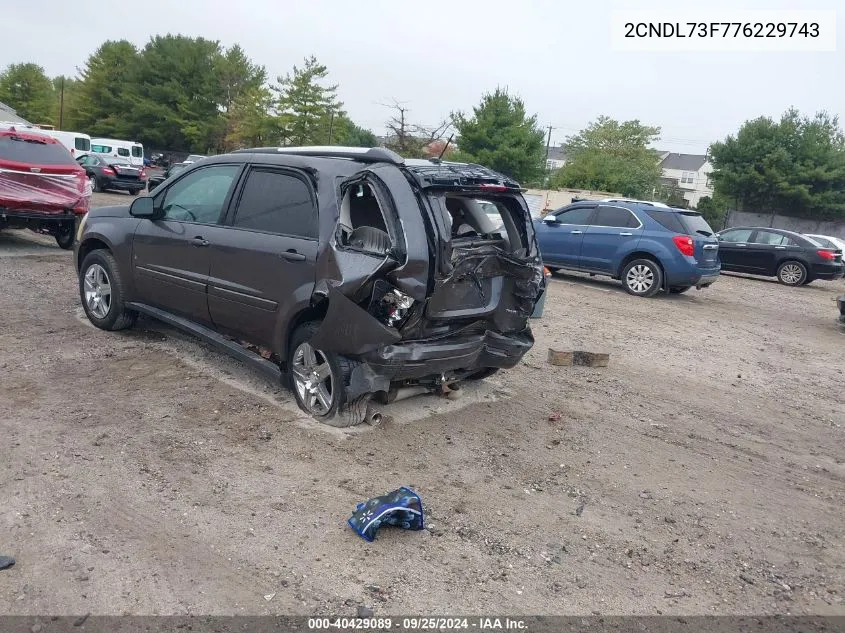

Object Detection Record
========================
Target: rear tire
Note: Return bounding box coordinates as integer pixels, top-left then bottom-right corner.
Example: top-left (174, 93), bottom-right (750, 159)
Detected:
top-left (54, 220), bottom-right (75, 250)
top-left (777, 261), bottom-right (807, 286)
top-left (79, 250), bottom-right (137, 331)
top-left (89, 175), bottom-right (101, 193)
top-left (129, 189), bottom-right (140, 196)
top-left (669, 286), bottom-right (691, 294)
top-left (287, 322), bottom-right (363, 427)
top-left (622, 259), bottom-right (663, 297)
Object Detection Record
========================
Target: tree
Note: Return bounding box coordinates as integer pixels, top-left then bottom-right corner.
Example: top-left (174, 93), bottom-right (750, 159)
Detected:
top-left (550, 117), bottom-right (662, 197)
top-left (74, 41), bottom-right (140, 137)
top-left (695, 194), bottom-right (730, 229)
top-left (333, 116), bottom-right (377, 147)
top-left (0, 63), bottom-right (55, 124)
top-left (51, 76), bottom-right (83, 130)
top-left (273, 56), bottom-right (342, 146)
top-left (124, 35), bottom-right (227, 152)
top-left (223, 85), bottom-right (276, 150)
top-left (381, 100), bottom-right (449, 158)
top-left (451, 88), bottom-right (546, 183)
top-left (709, 108), bottom-right (845, 219)
top-left (217, 44), bottom-right (266, 112)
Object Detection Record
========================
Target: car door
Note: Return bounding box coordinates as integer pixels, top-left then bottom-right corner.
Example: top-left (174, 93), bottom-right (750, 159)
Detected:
top-left (535, 204), bottom-right (596, 269)
top-left (716, 228), bottom-right (754, 270)
top-left (207, 166), bottom-right (319, 349)
top-left (580, 205), bottom-right (643, 273)
top-left (132, 163), bottom-right (242, 325)
top-left (747, 230), bottom-right (786, 274)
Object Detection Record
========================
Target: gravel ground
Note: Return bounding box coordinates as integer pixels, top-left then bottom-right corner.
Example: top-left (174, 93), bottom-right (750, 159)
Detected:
top-left (1, 196), bottom-right (843, 616)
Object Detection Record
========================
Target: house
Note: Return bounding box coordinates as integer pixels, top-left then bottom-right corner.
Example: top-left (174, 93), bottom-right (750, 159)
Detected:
top-left (0, 101), bottom-right (31, 126)
top-left (545, 145), bottom-right (567, 171)
top-left (658, 152), bottom-right (714, 207)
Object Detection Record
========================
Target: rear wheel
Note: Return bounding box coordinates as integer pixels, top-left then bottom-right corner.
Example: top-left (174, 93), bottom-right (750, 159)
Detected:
top-left (287, 322), bottom-right (363, 427)
top-left (89, 175), bottom-right (100, 193)
top-left (54, 220), bottom-right (75, 250)
top-left (622, 259), bottom-right (663, 297)
top-left (777, 261), bottom-right (807, 286)
top-left (129, 189), bottom-right (140, 196)
top-left (79, 250), bottom-right (137, 330)
top-left (669, 286), bottom-right (691, 294)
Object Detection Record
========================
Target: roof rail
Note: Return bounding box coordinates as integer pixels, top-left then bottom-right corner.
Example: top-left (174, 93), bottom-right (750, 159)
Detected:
top-left (233, 146), bottom-right (404, 165)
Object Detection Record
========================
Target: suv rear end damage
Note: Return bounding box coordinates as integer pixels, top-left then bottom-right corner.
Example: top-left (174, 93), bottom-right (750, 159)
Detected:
top-left (309, 158), bottom-right (544, 418)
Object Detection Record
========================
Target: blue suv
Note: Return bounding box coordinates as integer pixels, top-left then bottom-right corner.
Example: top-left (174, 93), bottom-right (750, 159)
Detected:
top-left (534, 200), bottom-right (720, 297)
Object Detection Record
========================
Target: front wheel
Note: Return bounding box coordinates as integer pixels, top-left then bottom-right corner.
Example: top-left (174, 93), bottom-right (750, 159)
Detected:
top-left (287, 322), bottom-right (362, 427)
top-left (622, 259), bottom-right (663, 297)
top-left (777, 261), bottom-right (807, 286)
top-left (79, 250), bottom-right (137, 330)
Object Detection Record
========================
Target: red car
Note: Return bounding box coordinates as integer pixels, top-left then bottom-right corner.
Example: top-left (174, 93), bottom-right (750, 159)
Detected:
top-left (0, 127), bottom-right (91, 249)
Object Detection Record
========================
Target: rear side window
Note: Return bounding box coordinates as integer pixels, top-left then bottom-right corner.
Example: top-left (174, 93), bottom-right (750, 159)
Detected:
top-left (131, 146), bottom-right (143, 158)
top-left (752, 231), bottom-right (787, 246)
top-left (594, 206), bottom-right (640, 228)
top-left (91, 144), bottom-right (111, 153)
top-left (233, 169), bottom-right (317, 238)
top-left (554, 206), bottom-right (594, 224)
top-left (679, 212), bottom-right (715, 236)
top-left (117, 147), bottom-right (130, 157)
top-left (645, 210), bottom-right (686, 233)
top-left (75, 137), bottom-right (90, 151)
top-left (0, 136), bottom-right (76, 165)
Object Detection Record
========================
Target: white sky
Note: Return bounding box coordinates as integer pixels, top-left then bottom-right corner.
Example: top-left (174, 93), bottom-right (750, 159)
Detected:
top-left (2, 0), bottom-right (841, 154)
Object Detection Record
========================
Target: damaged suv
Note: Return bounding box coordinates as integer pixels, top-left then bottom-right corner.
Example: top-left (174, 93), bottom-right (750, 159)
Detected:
top-left (74, 147), bottom-right (544, 425)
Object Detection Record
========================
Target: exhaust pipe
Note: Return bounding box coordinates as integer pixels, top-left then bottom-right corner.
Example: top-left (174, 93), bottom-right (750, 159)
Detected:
top-left (364, 403), bottom-right (383, 426)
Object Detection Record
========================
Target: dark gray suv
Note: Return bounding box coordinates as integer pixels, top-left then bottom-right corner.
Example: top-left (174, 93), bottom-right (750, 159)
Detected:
top-left (74, 147), bottom-right (544, 426)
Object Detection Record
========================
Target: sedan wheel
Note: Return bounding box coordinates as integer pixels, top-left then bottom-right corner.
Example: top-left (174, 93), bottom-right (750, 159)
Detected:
top-left (777, 261), bottom-right (806, 286)
top-left (291, 341), bottom-right (335, 416)
top-left (88, 175), bottom-right (100, 193)
top-left (83, 263), bottom-right (112, 319)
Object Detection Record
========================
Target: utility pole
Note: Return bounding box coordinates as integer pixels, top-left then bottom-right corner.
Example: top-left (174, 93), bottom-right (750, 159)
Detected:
top-left (327, 111), bottom-right (335, 145)
top-left (544, 125), bottom-right (554, 185)
top-left (58, 76), bottom-right (65, 130)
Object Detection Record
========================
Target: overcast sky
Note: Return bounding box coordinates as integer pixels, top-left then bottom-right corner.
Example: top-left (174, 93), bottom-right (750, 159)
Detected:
top-left (2, 0), bottom-right (841, 154)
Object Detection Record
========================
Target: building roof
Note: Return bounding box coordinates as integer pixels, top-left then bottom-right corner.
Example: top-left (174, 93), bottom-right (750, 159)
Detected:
top-left (546, 145), bottom-right (567, 161)
top-left (660, 153), bottom-right (707, 171)
top-left (0, 101), bottom-right (31, 125)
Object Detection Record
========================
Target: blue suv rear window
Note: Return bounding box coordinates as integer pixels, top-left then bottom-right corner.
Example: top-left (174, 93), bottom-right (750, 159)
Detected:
top-left (679, 212), bottom-right (715, 237)
top-left (645, 210), bottom-right (685, 233)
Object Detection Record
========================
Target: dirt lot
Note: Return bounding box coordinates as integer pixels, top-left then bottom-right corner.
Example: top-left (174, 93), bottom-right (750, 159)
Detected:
top-left (1, 191), bottom-right (844, 616)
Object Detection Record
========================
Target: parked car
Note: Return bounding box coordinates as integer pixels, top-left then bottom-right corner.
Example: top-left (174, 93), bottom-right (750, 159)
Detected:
top-left (534, 201), bottom-right (720, 297)
top-left (74, 147), bottom-right (544, 426)
top-left (717, 227), bottom-right (844, 285)
top-left (37, 129), bottom-right (91, 159)
top-left (146, 161), bottom-right (189, 191)
top-left (0, 127), bottom-right (90, 249)
top-left (183, 154), bottom-right (207, 163)
top-left (77, 154), bottom-right (147, 195)
top-left (90, 137), bottom-right (145, 167)
top-left (804, 233), bottom-right (845, 253)
top-left (838, 295), bottom-right (845, 327)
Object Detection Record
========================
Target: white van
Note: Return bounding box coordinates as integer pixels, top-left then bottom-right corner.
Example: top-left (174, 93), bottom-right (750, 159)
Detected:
top-left (90, 137), bottom-right (145, 167)
top-left (40, 130), bottom-right (91, 159)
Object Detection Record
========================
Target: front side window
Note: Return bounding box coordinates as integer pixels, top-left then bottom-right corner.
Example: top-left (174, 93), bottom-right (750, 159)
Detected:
top-left (593, 206), bottom-right (639, 228)
top-left (91, 144), bottom-right (111, 153)
top-left (232, 169), bottom-right (317, 238)
top-left (75, 137), bottom-right (90, 151)
top-left (719, 229), bottom-right (753, 243)
top-left (117, 147), bottom-right (130, 157)
top-left (554, 206), bottom-right (594, 225)
top-left (160, 165), bottom-right (239, 224)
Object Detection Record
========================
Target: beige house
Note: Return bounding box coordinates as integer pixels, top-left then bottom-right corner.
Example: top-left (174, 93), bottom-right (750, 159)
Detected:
top-left (657, 152), bottom-right (714, 207)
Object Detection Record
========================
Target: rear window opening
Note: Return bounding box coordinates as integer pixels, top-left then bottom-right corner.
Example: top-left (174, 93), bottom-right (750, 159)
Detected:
top-left (646, 210), bottom-right (715, 237)
top-left (679, 212), bottom-right (715, 237)
top-left (0, 135), bottom-right (77, 165)
top-left (338, 182), bottom-right (392, 256)
top-left (442, 194), bottom-right (527, 253)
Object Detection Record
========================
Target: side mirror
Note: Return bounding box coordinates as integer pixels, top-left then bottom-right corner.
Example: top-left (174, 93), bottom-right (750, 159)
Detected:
top-left (130, 196), bottom-right (157, 219)
top-left (542, 216), bottom-right (558, 224)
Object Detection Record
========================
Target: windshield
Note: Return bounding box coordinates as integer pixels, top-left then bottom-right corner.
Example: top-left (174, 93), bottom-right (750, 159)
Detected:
top-left (0, 136), bottom-right (77, 165)
top-left (679, 212), bottom-right (715, 237)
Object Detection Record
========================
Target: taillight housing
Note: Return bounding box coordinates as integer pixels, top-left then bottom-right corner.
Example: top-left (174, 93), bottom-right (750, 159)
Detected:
top-left (817, 249), bottom-right (836, 260)
top-left (139, 169), bottom-right (147, 179)
top-left (102, 166), bottom-right (116, 176)
top-left (672, 235), bottom-right (695, 257)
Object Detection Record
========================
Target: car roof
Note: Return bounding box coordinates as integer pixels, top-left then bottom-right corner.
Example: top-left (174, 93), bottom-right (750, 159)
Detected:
top-left (0, 128), bottom-right (62, 144)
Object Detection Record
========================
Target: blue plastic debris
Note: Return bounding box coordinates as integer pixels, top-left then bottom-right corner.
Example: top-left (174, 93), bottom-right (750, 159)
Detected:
top-left (347, 487), bottom-right (425, 542)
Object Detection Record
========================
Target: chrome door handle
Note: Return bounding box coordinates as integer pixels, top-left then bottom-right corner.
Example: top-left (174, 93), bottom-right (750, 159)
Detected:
top-left (191, 236), bottom-right (209, 247)
top-left (570, 230), bottom-right (583, 234)
top-left (736, 243), bottom-right (747, 247)
top-left (280, 249), bottom-right (306, 261)
top-left (775, 246), bottom-right (786, 250)
top-left (619, 232), bottom-right (633, 236)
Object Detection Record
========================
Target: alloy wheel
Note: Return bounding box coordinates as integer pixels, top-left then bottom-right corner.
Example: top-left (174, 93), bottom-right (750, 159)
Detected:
top-left (780, 264), bottom-right (803, 285)
top-left (83, 264), bottom-right (112, 319)
top-left (291, 342), bottom-right (335, 416)
top-left (626, 264), bottom-right (654, 293)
